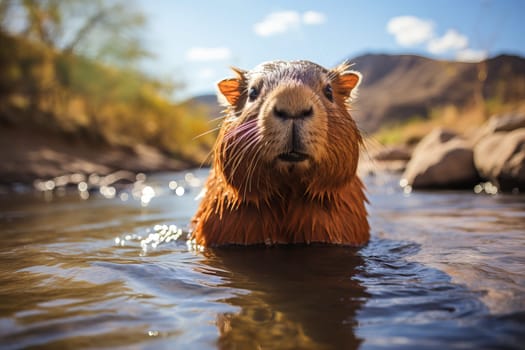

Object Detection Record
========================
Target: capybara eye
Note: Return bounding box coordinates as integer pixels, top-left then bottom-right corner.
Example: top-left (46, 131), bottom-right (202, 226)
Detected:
top-left (248, 86), bottom-right (259, 101)
top-left (323, 84), bottom-right (333, 102)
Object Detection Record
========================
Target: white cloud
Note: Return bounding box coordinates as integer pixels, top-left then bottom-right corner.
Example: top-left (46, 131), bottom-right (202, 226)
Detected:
top-left (303, 11), bottom-right (326, 25)
top-left (456, 48), bottom-right (488, 62)
top-left (254, 10), bottom-right (326, 37)
top-left (254, 11), bottom-right (301, 37)
top-left (186, 47), bottom-right (231, 62)
top-left (386, 16), bottom-right (487, 62)
top-left (427, 29), bottom-right (468, 54)
top-left (387, 16), bottom-right (434, 46)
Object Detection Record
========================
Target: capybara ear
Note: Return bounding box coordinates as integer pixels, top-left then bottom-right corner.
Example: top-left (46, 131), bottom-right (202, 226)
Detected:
top-left (338, 71), bottom-right (361, 93)
top-left (217, 78), bottom-right (242, 106)
top-left (331, 62), bottom-right (362, 100)
top-left (217, 67), bottom-right (247, 106)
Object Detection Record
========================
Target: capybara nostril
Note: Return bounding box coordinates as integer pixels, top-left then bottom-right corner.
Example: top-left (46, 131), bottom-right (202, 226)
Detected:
top-left (273, 105), bottom-right (313, 120)
top-left (301, 106), bottom-right (313, 118)
top-left (273, 106), bottom-right (289, 120)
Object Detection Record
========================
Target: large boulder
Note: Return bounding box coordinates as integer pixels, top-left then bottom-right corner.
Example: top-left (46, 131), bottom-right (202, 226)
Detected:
top-left (472, 112), bottom-right (525, 145)
top-left (401, 129), bottom-right (480, 189)
top-left (474, 129), bottom-right (525, 192)
top-left (484, 112), bottom-right (525, 133)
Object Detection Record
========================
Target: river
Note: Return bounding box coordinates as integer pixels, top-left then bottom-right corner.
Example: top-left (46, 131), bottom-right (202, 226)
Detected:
top-left (0, 169), bottom-right (523, 349)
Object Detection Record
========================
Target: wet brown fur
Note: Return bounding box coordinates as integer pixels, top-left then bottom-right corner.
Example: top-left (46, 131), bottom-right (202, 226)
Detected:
top-left (191, 60), bottom-right (369, 246)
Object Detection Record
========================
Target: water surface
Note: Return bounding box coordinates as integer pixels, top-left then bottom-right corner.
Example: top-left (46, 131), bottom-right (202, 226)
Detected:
top-left (0, 169), bottom-right (523, 349)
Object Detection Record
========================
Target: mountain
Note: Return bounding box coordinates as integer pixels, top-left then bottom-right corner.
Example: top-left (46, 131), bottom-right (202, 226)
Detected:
top-left (350, 54), bottom-right (525, 132)
top-left (186, 94), bottom-right (223, 120)
top-left (186, 54), bottom-right (525, 133)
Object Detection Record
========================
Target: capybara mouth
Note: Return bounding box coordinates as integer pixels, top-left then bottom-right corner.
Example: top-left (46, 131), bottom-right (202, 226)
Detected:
top-left (278, 151), bottom-right (309, 162)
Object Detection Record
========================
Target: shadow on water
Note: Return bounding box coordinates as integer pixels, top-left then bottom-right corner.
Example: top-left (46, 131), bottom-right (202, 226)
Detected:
top-left (203, 246), bottom-right (369, 350)
top-left (200, 237), bottom-right (524, 350)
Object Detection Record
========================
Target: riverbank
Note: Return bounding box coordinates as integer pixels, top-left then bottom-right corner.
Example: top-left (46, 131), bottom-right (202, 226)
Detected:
top-left (3, 112), bottom-right (524, 194)
top-left (367, 112), bottom-right (525, 193)
top-left (0, 30), bottom-right (215, 186)
top-left (0, 126), bottom-right (196, 185)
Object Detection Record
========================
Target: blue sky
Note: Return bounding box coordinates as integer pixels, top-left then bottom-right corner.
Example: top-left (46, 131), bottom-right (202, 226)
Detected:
top-left (136, 0), bottom-right (525, 99)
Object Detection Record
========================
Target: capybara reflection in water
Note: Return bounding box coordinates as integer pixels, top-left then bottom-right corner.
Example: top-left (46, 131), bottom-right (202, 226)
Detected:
top-left (191, 60), bottom-right (369, 246)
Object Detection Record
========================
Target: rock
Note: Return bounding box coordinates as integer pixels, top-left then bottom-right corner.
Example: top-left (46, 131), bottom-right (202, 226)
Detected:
top-left (472, 113), bottom-right (525, 145)
top-left (419, 128), bottom-right (458, 146)
top-left (367, 145), bottom-right (411, 173)
top-left (402, 129), bottom-right (480, 189)
top-left (486, 113), bottom-right (525, 133)
top-left (0, 127), bottom-right (189, 185)
top-left (474, 129), bottom-right (525, 192)
top-left (373, 146), bottom-right (412, 161)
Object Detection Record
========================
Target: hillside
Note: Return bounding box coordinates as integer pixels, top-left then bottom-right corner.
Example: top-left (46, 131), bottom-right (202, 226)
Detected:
top-left (0, 31), bottom-right (216, 183)
top-left (351, 53), bottom-right (525, 132)
top-left (187, 94), bottom-right (224, 121)
top-left (189, 54), bottom-right (525, 138)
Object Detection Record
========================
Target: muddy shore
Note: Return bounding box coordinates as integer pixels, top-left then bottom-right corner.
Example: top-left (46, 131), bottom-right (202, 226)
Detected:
top-left (0, 126), bottom-right (195, 186)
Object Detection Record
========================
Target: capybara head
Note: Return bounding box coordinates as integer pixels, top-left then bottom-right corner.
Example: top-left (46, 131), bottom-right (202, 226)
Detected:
top-left (214, 60), bottom-right (362, 202)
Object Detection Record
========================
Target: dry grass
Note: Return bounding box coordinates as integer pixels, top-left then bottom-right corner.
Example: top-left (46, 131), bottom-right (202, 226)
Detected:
top-left (372, 99), bottom-right (525, 146)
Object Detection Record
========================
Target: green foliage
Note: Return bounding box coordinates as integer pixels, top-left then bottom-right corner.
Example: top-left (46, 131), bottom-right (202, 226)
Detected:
top-left (483, 95), bottom-right (522, 117)
top-left (0, 0), bottom-right (216, 165)
top-left (0, 31), bottom-right (216, 164)
top-left (372, 97), bottom-right (525, 146)
top-left (2, 0), bottom-right (149, 65)
top-left (373, 115), bottom-right (427, 146)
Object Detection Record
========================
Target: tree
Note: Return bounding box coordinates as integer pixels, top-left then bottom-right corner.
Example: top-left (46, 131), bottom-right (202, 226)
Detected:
top-left (0, 0), bottom-right (149, 65)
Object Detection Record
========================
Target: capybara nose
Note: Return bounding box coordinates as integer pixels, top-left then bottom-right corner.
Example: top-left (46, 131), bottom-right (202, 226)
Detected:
top-left (270, 83), bottom-right (315, 120)
top-left (273, 106), bottom-right (313, 120)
